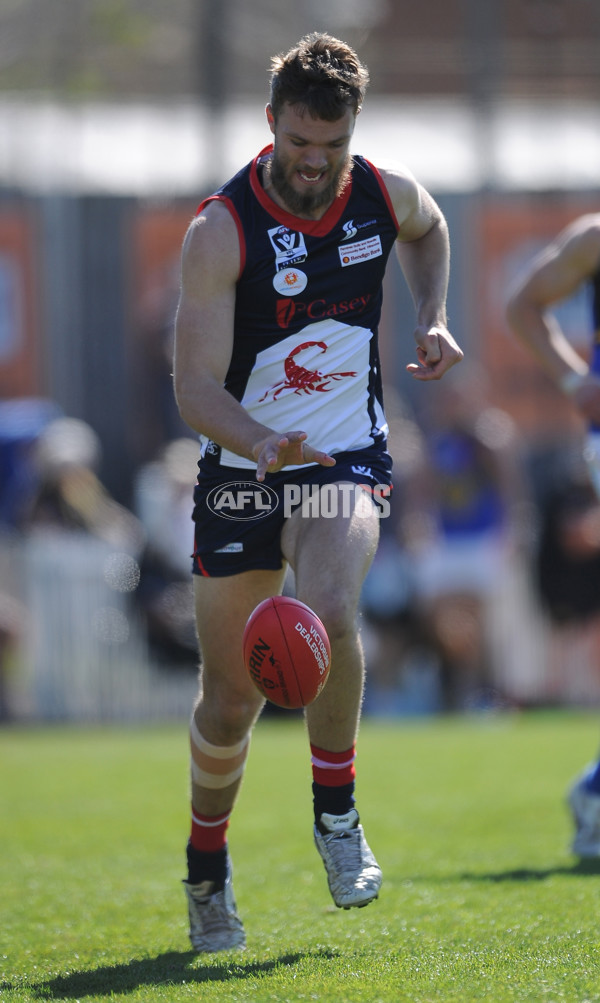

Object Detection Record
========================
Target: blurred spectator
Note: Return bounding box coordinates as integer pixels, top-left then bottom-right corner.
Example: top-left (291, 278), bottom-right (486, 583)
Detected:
top-left (0, 397), bottom-right (62, 528)
top-left (134, 437), bottom-right (199, 666)
top-left (0, 590), bottom-right (25, 721)
top-left (133, 259), bottom-right (191, 462)
top-left (361, 387), bottom-right (441, 715)
top-left (18, 416), bottom-right (144, 553)
top-left (405, 367), bottom-right (526, 710)
top-left (11, 416), bottom-right (148, 720)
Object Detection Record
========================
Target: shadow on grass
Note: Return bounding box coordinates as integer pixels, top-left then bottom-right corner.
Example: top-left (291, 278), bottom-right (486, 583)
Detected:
top-left (398, 859), bottom-right (600, 886)
top-left (457, 859), bottom-right (600, 882)
top-left (5, 948), bottom-right (338, 999)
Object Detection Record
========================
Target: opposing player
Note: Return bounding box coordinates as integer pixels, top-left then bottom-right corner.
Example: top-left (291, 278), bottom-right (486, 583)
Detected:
top-left (173, 32), bottom-right (463, 952)
top-left (506, 213), bottom-right (600, 857)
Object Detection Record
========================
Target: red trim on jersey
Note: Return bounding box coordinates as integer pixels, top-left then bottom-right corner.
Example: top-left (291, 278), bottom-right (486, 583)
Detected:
top-left (249, 144), bottom-right (353, 237)
top-left (363, 157), bottom-right (401, 234)
top-left (195, 194), bottom-right (246, 279)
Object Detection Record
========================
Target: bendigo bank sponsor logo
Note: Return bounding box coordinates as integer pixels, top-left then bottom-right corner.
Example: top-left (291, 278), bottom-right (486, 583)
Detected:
top-left (207, 481), bottom-right (279, 521)
top-left (276, 292), bottom-right (372, 330)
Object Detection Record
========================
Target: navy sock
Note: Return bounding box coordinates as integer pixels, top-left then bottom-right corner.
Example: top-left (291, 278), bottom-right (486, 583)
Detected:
top-left (312, 781), bottom-right (355, 824)
top-left (186, 841), bottom-right (227, 888)
top-left (584, 762), bottom-right (600, 794)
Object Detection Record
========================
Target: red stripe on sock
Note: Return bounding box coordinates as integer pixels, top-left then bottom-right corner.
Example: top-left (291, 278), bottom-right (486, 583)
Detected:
top-left (190, 809), bottom-right (230, 852)
top-left (310, 743), bottom-right (356, 786)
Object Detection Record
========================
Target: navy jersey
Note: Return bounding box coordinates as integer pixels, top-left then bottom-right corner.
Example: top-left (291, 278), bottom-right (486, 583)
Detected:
top-left (196, 145), bottom-right (400, 469)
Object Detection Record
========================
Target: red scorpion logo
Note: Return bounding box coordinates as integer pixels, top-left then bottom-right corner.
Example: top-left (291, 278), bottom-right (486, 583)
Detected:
top-left (259, 341), bottom-right (357, 402)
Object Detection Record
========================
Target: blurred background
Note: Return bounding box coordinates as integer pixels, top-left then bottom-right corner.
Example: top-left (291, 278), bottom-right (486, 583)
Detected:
top-left (1, 0), bottom-right (600, 723)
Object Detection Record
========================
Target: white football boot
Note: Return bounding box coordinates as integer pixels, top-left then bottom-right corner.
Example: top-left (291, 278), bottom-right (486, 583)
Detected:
top-left (568, 770), bottom-right (600, 858)
top-left (314, 808), bottom-right (382, 908)
top-left (184, 863), bottom-right (246, 953)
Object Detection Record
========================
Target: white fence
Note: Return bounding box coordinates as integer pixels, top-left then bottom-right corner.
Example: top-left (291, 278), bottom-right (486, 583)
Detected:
top-left (2, 529), bottom-right (600, 723)
top-left (1, 530), bottom-right (197, 722)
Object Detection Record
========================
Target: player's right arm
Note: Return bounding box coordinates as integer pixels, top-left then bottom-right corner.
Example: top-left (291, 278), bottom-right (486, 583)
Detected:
top-left (506, 215), bottom-right (600, 422)
top-left (173, 201), bottom-right (335, 481)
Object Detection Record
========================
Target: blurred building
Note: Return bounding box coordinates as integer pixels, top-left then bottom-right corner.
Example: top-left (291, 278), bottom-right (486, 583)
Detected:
top-left (2, 1), bottom-right (599, 100)
top-left (0, 1), bottom-right (599, 195)
top-left (1, 1), bottom-right (600, 716)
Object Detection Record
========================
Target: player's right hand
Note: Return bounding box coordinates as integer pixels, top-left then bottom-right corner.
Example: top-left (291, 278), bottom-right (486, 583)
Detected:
top-left (253, 431), bottom-right (336, 482)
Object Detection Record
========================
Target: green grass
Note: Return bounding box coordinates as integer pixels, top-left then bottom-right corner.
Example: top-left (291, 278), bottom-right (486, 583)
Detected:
top-left (2, 712), bottom-right (600, 1002)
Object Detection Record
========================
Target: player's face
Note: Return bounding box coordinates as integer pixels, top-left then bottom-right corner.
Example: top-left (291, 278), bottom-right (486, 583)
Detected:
top-left (266, 102), bottom-right (355, 218)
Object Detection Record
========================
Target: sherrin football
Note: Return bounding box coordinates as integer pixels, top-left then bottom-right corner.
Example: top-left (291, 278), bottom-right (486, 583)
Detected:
top-left (243, 596), bottom-right (331, 709)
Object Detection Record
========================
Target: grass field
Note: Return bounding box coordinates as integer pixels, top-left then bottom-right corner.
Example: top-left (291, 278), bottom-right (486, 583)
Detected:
top-left (2, 711), bottom-right (600, 1002)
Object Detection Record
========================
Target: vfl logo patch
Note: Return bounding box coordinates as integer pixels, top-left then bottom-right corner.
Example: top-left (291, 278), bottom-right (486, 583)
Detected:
top-left (207, 481), bottom-right (279, 521)
top-left (339, 235), bottom-right (382, 267)
top-left (268, 225), bottom-right (307, 271)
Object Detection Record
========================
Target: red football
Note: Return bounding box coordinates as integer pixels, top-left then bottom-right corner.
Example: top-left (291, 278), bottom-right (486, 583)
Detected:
top-left (243, 596), bottom-right (331, 709)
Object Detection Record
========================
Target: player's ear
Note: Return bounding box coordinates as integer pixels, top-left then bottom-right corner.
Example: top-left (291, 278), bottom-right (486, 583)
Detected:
top-left (266, 104), bottom-right (275, 134)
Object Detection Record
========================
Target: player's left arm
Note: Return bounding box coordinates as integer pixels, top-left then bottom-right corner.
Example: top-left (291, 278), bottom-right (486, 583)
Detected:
top-left (378, 164), bottom-right (463, 381)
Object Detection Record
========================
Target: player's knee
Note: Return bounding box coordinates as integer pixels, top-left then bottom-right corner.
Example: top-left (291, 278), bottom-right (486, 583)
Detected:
top-left (202, 684), bottom-right (263, 737)
top-left (307, 592), bottom-right (356, 643)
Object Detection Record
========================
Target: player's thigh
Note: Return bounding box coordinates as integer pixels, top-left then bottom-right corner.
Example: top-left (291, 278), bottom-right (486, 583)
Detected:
top-left (280, 483), bottom-right (380, 620)
top-left (194, 567), bottom-right (287, 687)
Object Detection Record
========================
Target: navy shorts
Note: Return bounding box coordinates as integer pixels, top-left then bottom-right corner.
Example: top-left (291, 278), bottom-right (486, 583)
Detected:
top-left (191, 445), bottom-right (393, 577)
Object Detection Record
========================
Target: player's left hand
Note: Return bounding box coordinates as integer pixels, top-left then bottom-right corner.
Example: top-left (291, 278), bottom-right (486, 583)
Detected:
top-left (407, 323), bottom-right (464, 381)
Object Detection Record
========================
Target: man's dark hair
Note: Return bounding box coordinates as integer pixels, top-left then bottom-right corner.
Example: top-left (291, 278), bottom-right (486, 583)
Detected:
top-left (269, 32), bottom-right (369, 121)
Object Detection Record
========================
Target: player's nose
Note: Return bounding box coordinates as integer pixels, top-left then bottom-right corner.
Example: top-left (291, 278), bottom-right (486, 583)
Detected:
top-left (302, 148), bottom-right (328, 171)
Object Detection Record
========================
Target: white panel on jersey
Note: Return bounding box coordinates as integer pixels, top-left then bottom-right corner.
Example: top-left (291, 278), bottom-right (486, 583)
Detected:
top-left (220, 319), bottom-right (381, 469)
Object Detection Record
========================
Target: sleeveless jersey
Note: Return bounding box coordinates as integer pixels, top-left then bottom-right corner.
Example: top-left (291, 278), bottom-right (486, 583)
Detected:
top-left (196, 145), bottom-right (400, 469)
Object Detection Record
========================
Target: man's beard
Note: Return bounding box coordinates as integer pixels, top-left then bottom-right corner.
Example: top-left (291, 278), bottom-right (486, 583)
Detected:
top-left (266, 152), bottom-right (352, 217)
